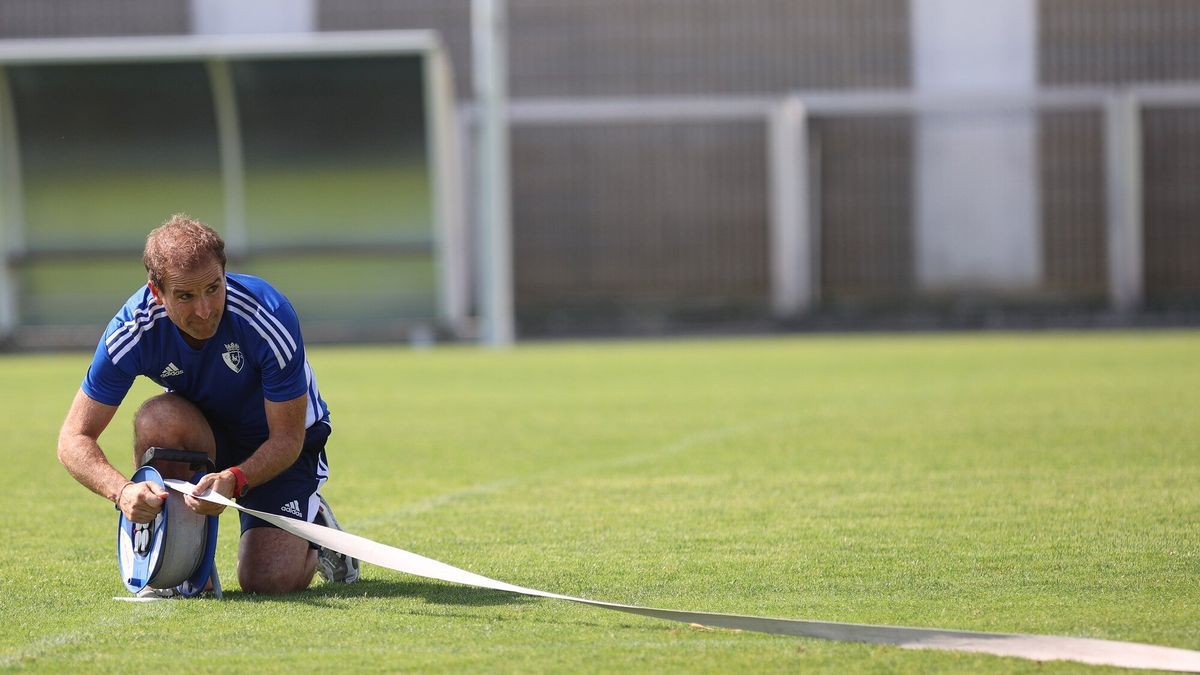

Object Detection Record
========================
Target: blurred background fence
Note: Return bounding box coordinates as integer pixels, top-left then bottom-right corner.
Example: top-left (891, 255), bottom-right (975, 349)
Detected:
top-left (1, 0), bottom-right (1199, 346)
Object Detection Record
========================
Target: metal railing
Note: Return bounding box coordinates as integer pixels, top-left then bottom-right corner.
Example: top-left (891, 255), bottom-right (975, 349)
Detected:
top-left (462, 82), bottom-right (1200, 319)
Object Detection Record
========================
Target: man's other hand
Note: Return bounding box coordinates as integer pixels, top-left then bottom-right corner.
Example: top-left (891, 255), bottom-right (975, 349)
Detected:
top-left (185, 471), bottom-right (233, 516)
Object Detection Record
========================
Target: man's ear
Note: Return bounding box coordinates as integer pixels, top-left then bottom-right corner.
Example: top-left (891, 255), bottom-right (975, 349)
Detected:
top-left (148, 279), bottom-right (163, 304)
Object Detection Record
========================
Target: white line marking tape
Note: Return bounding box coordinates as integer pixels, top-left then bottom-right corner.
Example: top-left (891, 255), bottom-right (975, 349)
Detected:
top-left (165, 480), bottom-right (1200, 672)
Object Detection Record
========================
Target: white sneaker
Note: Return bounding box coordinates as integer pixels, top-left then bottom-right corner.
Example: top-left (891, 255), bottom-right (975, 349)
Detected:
top-left (135, 586), bottom-right (181, 600)
top-left (313, 494), bottom-right (359, 584)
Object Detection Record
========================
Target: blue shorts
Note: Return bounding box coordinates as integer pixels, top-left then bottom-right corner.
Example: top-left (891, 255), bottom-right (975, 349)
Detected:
top-left (211, 420), bottom-right (332, 538)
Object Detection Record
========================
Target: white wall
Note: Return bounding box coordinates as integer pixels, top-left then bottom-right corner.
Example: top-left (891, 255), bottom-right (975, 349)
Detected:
top-left (190, 0), bottom-right (315, 34)
top-left (912, 0), bottom-right (1039, 292)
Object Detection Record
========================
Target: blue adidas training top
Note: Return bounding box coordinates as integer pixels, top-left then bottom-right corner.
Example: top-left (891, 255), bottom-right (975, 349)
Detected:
top-left (82, 273), bottom-right (330, 452)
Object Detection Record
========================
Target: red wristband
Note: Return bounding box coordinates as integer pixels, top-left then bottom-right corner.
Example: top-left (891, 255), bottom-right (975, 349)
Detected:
top-left (228, 466), bottom-right (249, 497)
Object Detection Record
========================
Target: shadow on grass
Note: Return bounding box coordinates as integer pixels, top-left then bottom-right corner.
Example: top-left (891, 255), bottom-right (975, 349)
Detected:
top-left (165, 579), bottom-right (695, 634)
top-left (215, 579), bottom-right (682, 633)
top-left (221, 578), bottom-right (531, 608)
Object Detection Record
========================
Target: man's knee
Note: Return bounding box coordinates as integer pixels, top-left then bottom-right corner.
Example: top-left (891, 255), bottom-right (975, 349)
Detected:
top-left (133, 394), bottom-right (214, 464)
top-left (133, 394), bottom-right (200, 440)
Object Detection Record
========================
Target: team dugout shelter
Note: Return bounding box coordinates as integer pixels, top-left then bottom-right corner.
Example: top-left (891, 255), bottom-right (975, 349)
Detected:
top-left (0, 31), bottom-right (467, 348)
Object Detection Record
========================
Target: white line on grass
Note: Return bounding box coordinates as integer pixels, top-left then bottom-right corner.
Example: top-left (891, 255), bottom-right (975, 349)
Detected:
top-left (355, 416), bottom-right (788, 529)
top-left (1, 601), bottom-right (176, 666)
top-left (350, 478), bottom-right (518, 530)
top-left (575, 417), bottom-right (791, 473)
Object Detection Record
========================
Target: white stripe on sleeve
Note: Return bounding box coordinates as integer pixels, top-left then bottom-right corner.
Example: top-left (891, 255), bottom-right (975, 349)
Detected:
top-left (226, 285), bottom-right (299, 352)
top-left (226, 305), bottom-right (287, 369)
top-left (225, 294), bottom-right (294, 363)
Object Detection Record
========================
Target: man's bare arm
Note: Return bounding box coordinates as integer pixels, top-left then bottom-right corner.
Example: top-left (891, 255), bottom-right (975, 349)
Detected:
top-left (58, 389), bottom-right (125, 499)
top-left (58, 388), bottom-right (168, 522)
top-left (187, 394), bottom-right (307, 515)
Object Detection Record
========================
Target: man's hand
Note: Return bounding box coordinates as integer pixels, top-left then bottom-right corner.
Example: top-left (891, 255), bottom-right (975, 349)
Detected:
top-left (118, 481), bottom-right (170, 523)
top-left (185, 471), bottom-right (235, 516)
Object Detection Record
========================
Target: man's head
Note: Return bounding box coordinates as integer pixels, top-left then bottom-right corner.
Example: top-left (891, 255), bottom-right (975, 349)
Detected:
top-left (144, 214), bottom-right (227, 344)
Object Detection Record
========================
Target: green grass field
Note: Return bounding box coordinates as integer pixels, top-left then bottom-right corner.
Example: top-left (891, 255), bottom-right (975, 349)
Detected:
top-left (1, 332), bottom-right (1197, 672)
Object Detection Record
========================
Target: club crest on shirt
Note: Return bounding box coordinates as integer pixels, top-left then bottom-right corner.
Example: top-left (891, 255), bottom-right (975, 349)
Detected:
top-left (222, 342), bottom-right (244, 373)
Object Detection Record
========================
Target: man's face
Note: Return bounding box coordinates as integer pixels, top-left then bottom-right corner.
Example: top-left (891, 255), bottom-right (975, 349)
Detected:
top-left (149, 258), bottom-right (226, 343)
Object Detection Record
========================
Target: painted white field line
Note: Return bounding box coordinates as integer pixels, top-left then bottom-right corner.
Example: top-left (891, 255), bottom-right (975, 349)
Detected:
top-left (353, 418), bottom-right (778, 527)
top-left (574, 418), bottom-right (786, 473)
top-left (2, 601), bottom-right (173, 666)
top-left (349, 478), bottom-right (517, 530)
top-left (168, 480), bottom-right (1200, 672)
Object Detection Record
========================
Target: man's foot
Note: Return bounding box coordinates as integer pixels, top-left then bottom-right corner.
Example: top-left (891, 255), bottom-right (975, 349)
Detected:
top-left (313, 494), bottom-right (359, 584)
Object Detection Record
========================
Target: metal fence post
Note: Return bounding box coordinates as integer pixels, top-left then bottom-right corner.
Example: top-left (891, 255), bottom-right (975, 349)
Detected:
top-left (1104, 91), bottom-right (1144, 313)
top-left (473, 0), bottom-right (515, 346)
top-left (767, 94), bottom-right (812, 317)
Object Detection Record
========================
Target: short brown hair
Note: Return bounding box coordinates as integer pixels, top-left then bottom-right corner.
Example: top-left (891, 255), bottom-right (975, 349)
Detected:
top-left (143, 214), bottom-right (227, 290)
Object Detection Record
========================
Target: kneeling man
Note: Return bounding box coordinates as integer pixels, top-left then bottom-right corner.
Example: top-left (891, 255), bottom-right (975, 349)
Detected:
top-left (58, 214), bottom-right (358, 594)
